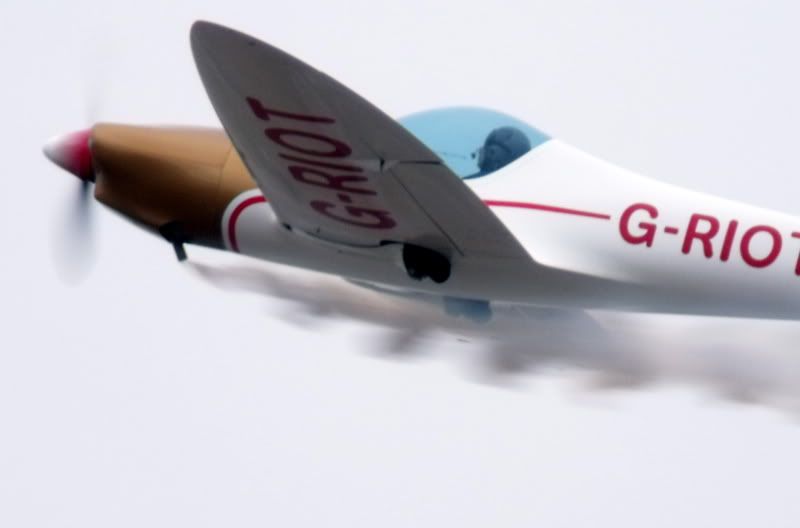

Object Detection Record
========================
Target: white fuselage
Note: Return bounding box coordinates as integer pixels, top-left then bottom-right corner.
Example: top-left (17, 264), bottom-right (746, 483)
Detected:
top-left (222, 140), bottom-right (800, 319)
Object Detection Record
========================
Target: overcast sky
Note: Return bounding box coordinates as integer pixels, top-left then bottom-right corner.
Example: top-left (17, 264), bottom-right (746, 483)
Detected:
top-left (4, 1), bottom-right (800, 527)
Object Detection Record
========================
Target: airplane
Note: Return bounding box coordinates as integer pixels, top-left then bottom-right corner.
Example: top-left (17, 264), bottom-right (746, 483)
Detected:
top-left (42, 20), bottom-right (800, 322)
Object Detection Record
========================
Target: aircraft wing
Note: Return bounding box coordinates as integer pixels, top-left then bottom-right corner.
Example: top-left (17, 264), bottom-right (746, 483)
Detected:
top-left (190, 21), bottom-right (529, 266)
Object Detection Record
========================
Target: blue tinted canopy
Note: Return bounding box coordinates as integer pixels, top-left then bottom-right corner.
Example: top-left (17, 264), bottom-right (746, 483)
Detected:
top-left (399, 107), bottom-right (549, 179)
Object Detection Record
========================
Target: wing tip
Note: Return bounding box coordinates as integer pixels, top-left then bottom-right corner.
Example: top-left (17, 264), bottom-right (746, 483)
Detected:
top-left (190, 20), bottom-right (253, 51)
top-left (190, 20), bottom-right (214, 38)
top-left (190, 20), bottom-right (303, 78)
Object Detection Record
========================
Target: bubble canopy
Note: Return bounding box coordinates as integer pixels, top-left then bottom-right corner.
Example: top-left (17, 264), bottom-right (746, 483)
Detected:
top-left (399, 107), bottom-right (550, 179)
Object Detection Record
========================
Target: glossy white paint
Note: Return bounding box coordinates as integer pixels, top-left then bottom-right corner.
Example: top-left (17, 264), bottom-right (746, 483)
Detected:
top-left (224, 139), bottom-right (800, 319)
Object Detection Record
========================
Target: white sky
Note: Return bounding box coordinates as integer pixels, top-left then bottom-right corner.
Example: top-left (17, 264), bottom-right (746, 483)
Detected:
top-left (3, 1), bottom-right (800, 526)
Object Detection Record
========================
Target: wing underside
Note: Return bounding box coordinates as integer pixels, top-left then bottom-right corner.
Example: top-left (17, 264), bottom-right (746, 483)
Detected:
top-left (190, 21), bottom-right (530, 266)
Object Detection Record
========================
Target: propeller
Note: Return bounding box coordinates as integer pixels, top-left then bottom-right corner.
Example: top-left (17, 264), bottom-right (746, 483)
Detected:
top-left (45, 32), bottom-right (119, 282)
top-left (44, 128), bottom-right (97, 283)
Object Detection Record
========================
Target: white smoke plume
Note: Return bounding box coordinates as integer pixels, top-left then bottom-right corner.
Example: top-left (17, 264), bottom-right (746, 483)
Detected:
top-left (188, 259), bottom-right (800, 415)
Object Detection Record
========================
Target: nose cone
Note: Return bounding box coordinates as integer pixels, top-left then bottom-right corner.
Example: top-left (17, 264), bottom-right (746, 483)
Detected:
top-left (43, 129), bottom-right (95, 181)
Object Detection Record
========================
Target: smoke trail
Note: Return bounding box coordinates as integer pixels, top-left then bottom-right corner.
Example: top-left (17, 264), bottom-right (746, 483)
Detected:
top-left (188, 260), bottom-right (800, 414)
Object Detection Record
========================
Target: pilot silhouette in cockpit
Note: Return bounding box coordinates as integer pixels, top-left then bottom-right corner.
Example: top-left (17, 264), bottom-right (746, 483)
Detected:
top-left (464, 126), bottom-right (532, 179)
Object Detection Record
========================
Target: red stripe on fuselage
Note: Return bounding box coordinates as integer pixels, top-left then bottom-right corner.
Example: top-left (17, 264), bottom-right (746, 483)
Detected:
top-left (483, 200), bottom-right (611, 220)
top-left (226, 196), bottom-right (610, 253)
top-left (228, 195), bottom-right (267, 252)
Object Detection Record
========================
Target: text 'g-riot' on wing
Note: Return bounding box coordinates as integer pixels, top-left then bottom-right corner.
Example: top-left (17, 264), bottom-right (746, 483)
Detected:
top-left (190, 21), bottom-right (529, 261)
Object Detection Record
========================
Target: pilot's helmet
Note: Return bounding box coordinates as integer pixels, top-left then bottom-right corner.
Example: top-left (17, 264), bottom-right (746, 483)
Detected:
top-left (476, 126), bottom-right (532, 174)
